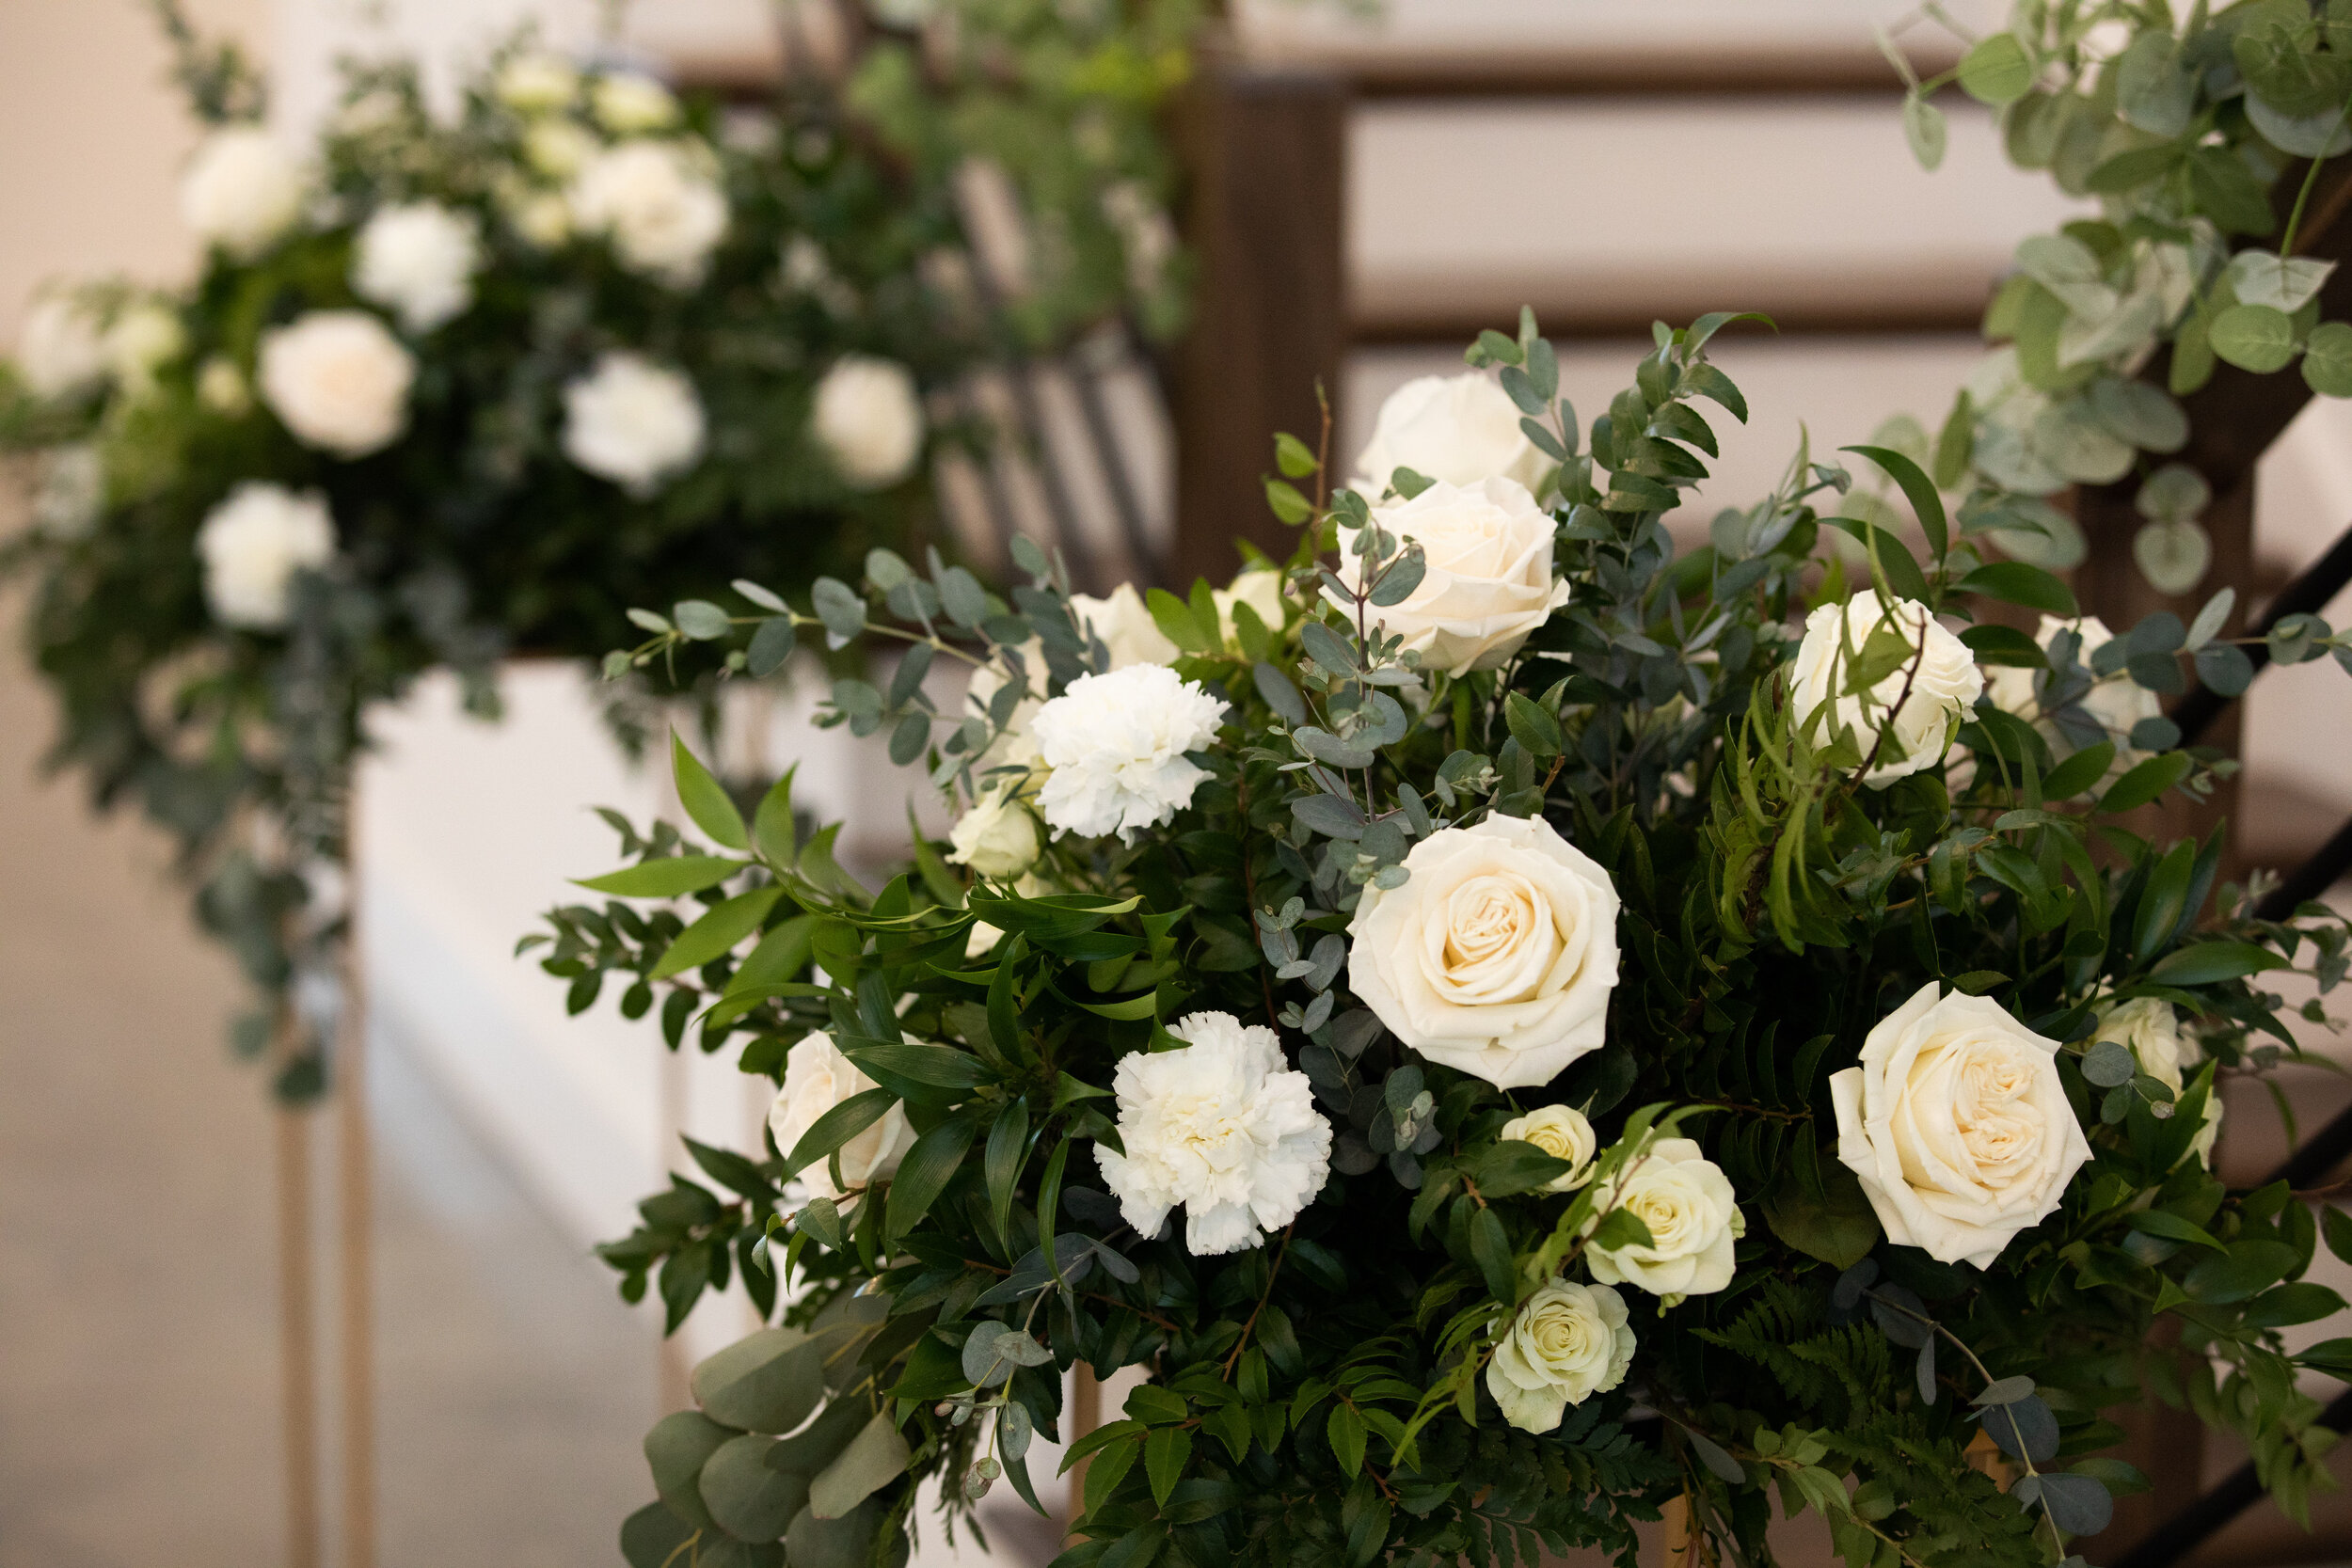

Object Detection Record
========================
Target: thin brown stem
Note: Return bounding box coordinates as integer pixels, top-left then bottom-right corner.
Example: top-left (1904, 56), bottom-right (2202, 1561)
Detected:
top-left (1222, 1223), bottom-right (1295, 1377)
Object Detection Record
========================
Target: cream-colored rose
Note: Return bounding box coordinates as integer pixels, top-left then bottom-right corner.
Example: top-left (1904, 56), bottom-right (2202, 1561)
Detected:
top-left (258, 310), bottom-right (416, 457)
top-left (2092, 997), bottom-right (2220, 1167)
top-left (196, 482), bottom-right (336, 629)
top-left (946, 781), bottom-right (1042, 880)
top-left (570, 140), bottom-right (727, 286)
top-left (1584, 1137), bottom-right (1742, 1304)
top-left (1984, 614), bottom-right (2161, 772)
top-left (197, 356), bottom-right (250, 415)
top-left (769, 1031), bottom-right (914, 1206)
top-left (180, 125), bottom-right (305, 258)
top-left (811, 355), bottom-right (925, 489)
top-left (1830, 983), bottom-right (2093, 1268)
top-left (1328, 476), bottom-right (1570, 678)
top-left (1214, 567), bottom-right (1286, 642)
top-left (1347, 816), bottom-right (1620, 1090)
top-left (1498, 1105), bottom-right (1597, 1193)
top-left (1356, 372), bottom-right (1549, 494)
top-left (16, 293), bottom-right (107, 400)
top-left (1073, 582), bottom-right (1178, 668)
top-left (1789, 590), bottom-right (1983, 788)
top-left (1485, 1280), bottom-right (1633, 1433)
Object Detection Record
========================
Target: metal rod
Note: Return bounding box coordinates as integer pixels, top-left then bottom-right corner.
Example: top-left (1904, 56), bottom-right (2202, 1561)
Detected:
top-left (2172, 515), bottom-right (2352, 744)
top-left (1067, 327), bottom-right (1164, 587)
top-left (2112, 1385), bottom-right (2352, 1568)
top-left (2254, 811), bottom-right (2352, 923)
top-left (277, 1099), bottom-right (322, 1568)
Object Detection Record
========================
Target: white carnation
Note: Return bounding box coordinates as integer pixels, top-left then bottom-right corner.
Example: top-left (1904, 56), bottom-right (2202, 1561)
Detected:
top-left (571, 139), bottom-right (727, 286)
top-left (496, 53), bottom-right (579, 113)
top-left (592, 72), bottom-right (680, 134)
top-left (179, 125), bottom-right (305, 259)
top-left (1031, 664), bottom-right (1227, 842)
top-left (1983, 614), bottom-right (2162, 771)
top-left (352, 202), bottom-right (482, 332)
top-left (16, 293), bottom-right (107, 400)
top-left (1583, 1137), bottom-right (1744, 1306)
top-left (1486, 1280), bottom-right (1633, 1433)
top-left (812, 355), bottom-right (926, 489)
top-left (258, 310), bottom-right (417, 457)
top-left (1356, 372), bottom-right (1549, 494)
top-left (769, 1032), bottom-right (914, 1206)
top-left (561, 352), bottom-right (707, 494)
top-left (196, 482), bottom-right (336, 629)
top-left (1789, 590), bottom-right (1983, 787)
top-left (1094, 1011), bottom-right (1332, 1256)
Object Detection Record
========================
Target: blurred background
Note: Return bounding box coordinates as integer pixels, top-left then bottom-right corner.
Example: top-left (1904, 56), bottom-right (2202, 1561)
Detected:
top-left (9, 2), bottom-right (2352, 1565)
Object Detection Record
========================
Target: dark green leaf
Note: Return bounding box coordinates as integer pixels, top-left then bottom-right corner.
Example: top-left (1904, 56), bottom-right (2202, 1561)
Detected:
top-left (576, 855), bottom-right (745, 898)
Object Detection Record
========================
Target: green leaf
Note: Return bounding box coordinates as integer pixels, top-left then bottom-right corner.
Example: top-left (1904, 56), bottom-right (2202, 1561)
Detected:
top-left (1275, 432), bottom-right (1321, 478)
top-left (752, 770), bottom-right (798, 869)
top-left (653, 886), bottom-right (785, 980)
top-left (2184, 1241), bottom-right (2300, 1305)
top-left (1958, 32), bottom-right (2034, 104)
top-left (1902, 90), bottom-right (1947, 169)
top-left (1327, 1402), bottom-right (1368, 1478)
top-left (576, 855), bottom-right (746, 898)
top-left (985, 1098), bottom-right (1030, 1246)
top-left (842, 1039), bottom-right (993, 1090)
top-left (782, 1087), bottom-right (898, 1183)
top-left (691, 1328), bottom-right (826, 1433)
top-left (1263, 478), bottom-right (1313, 525)
top-left (701, 1433), bottom-right (804, 1542)
top-left (2209, 304), bottom-right (2296, 373)
top-left (788, 1498), bottom-right (883, 1568)
top-left (1956, 562), bottom-right (2078, 617)
top-left (644, 1411), bottom-right (734, 1529)
top-left (675, 600), bottom-right (733, 641)
top-left (885, 1113), bottom-right (978, 1242)
top-left (1083, 1434), bottom-right (1142, 1513)
top-left (1844, 444), bottom-right (1947, 561)
top-left (809, 1412), bottom-right (911, 1518)
top-left (2099, 752), bottom-right (2192, 814)
top-left (1470, 1207), bottom-right (1516, 1304)
top-left (2306, 321), bottom-right (2352, 397)
top-left (2127, 1210), bottom-right (2224, 1251)
top-left (674, 734), bottom-right (749, 850)
top-left (2039, 741), bottom-right (2115, 801)
top-left (1145, 587), bottom-right (1215, 654)
top-left (1503, 691), bottom-right (1565, 758)
top-left (1822, 516), bottom-right (1930, 602)
top-left (1959, 623), bottom-right (2046, 667)
top-left (1102, 1524), bottom-right (1167, 1568)
top-left (2149, 942), bottom-right (2288, 986)
top-left (1144, 1425), bottom-right (1192, 1509)
top-left (1762, 1166), bottom-right (1881, 1269)
top-left (620, 1501), bottom-right (699, 1568)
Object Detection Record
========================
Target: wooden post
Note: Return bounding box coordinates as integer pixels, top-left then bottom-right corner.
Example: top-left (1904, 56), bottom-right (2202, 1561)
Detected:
top-left (1169, 52), bottom-right (1347, 589)
top-left (336, 913), bottom-right (377, 1568)
top-left (276, 1100), bottom-right (323, 1568)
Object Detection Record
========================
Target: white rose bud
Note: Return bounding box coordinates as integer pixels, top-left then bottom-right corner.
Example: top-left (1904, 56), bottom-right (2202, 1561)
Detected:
top-left (196, 482), bottom-right (336, 629)
top-left (524, 119), bottom-right (597, 180)
top-left (16, 293), bottom-right (108, 401)
top-left (2092, 997), bottom-right (2220, 1167)
top-left (258, 310), bottom-right (417, 458)
top-left (1213, 566), bottom-right (1287, 643)
top-left (1356, 372), bottom-right (1550, 494)
top-left (1031, 664), bottom-right (1227, 843)
top-left (570, 140), bottom-right (727, 286)
top-left (1094, 1011), bottom-right (1332, 1256)
top-left (1347, 816), bottom-right (1621, 1090)
top-left (1789, 590), bottom-right (1983, 788)
top-left (1983, 614), bottom-right (2162, 772)
top-left (946, 782), bottom-right (1042, 880)
top-left (561, 351), bottom-right (706, 495)
top-left (1830, 982), bottom-right (2094, 1268)
top-left (352, 201), bottom-right (482, 333)
top-left (31, 443), bottom-right (105, 541)
top-left (180, 125), bottom-right (306, 259)
top-left (496, 53), bottom-right (579, 113)
top-left (1583, 1137), bottom-right (1744, 1305)
top-left (769, 1032), bottom-right (914, 1206)
top-left (103, 301), bottom-right (186, 396)
top-left (811, 355), bottom-right (926, 489)
top-left (1071, 582), bottom-right (1177, 668)
top-left (591, 72), bottom-right (681, 135)
top-left (1498, 1104), bottom-right (1597, 1192)
top-left (1328, 477), bottom-right (1571, 678)
top-left (1485, 1280), bottom-right (1633, 1433)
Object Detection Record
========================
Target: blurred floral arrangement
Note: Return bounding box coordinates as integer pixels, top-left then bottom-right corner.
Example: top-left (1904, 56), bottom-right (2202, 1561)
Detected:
top-left (534, 306), bottom-right (2352, 1568)
top-left (0, 0), bottom-right (1195, 1095)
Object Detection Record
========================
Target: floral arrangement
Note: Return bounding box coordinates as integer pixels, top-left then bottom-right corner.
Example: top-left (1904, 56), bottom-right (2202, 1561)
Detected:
top-left (0, 2), bottom-right (1192, 1094)
top-left (537, 310), bottom-right (2352, 1568)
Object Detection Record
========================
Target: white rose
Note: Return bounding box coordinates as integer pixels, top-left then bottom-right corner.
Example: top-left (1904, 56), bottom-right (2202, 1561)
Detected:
top-left (1347, 816), bottom-right (1620, 1090)
top-left (1485, 1280), bottom-right (1633, 1433)
top-left (1789, 590), bottom-right (1983, 788)
top-left (1583, 1137), bottom-right (1743, 1304)
top-left (16, 293), bottom-right (107, 400)
top-left (1830, 982), bottom-right (2094, 1268)
top-left (946, 781), bottom-right (1042, 880)
top-left (31, 443), bottom-right (104, 540)
top-left (352, 202), bottom-right (482, 333)
top-left (1031, 663), bottom-right (1227, 842)
top-left (1498, 1104), bottom-right (1597, 1193)
top-left (1094, 1011), bottom-right (1332, 1256)
top-left (1213, 567), bottom-right (1287, 643)
top-left (197, 356), bottom-right (250, 415)
top-left (524, 119), bottom-right (597, 180)
top-left (571, 140), bottom-right (726, 286)
top-left (1328, 476), bottom-right (1571, 678)
top-left (258, 310), bottom-right (416, 457)
top-left (179, 125), bottom-right (305, 259)
top-left (592, 72), bottom-right (680, 135)
top-left (496, 53), bottom-right (579, 113)
top-left (1356, 372), bottom-right (1549, 494)
top-left (196, 482), bottom-right (336, 629)
top-left (103, 301), bottom-right (186, 396)
top-left (1983, 614), bottom-right (2162, 769)
top-left (561, 351), bottom-right (706, 494)
top-left (1072, 582), bottom-right (1178, 668)
top-left (770, 1031), bottom-right (914, 1206)
top-left (2093, 997), bottom-right (2219, 1167)
top-left (812, 355), bottom-right (925, 489)
top-left (495, 176), bottom-right (573, 248)
top-left (965, 651), bottom-right (1047, 772)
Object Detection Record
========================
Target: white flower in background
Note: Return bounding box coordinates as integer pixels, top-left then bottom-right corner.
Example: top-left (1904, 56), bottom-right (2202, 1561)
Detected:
top-left (1213, 567), bottom-right (1286, 642)
top-left (946, 781), bottom-right (1042, 880)
top-left (179, 125), bottom-right (305, 258)
top-left (1789, 590), bottom-right (1983, 787)
top-left (1356, 372), bottom-right (1549, 494)
top-left (1031, 664), bottom-right (1226, 842)
top-left (1329, 477), bottom-right (1571, 677)
top-left (16, 293), bottom-right (107, 400)
top-left (1830, 982), bottom-right (2094, 1268)
top-left (497, 179), bottom-right (573, 248)
top-left (1983, 614), bottom-right (2162, 767)
top-left (352, 202), bottom-right (482, 333)
top-left (524, 118), bottom-right (597, 180)
top-left (2092, 997), bottom-right (2221, 1166)
top-left (571, 140), bottom-right (727, 286)
top-left (1347, 816), bottom-right (1620, 1090)
top-left (103, 300), bottom-right (186, 396)
top-left (333, 88), bottom-right (407, 139)
top-left (1498, 1104), bottom-right (1597, 1193)
top-left (259, 310), bottom-right (416, 457)
top-left (1073, 582), bottom-right (1178, 667)
top-left (31, 443), bottom-right (104, 540)
top-left (197, 356), bottom-right (250, 415)
top-left (196, 482), bottom-right (335, 629)
top-left (769, 1032), bottom-right (914, 1206)
top-left (1583, 1138), bottom-right (1743, 1305)
top-left (561, 351), bottom-right (706, 495)
top-left (1485, 1281), bottom-right (1633, 1433)
top-left (812, 355), bottom-right (925, 489)
top-left (592, 72), bottom-right (680, 135)
top-left (1094, 1011), bottom-right (1332, 1256)
top-left (496, 53), bottom-right (579, 113)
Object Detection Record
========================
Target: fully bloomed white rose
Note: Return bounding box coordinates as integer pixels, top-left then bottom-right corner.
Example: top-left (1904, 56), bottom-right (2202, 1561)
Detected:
top-left (352, 202), bottom-right (482, 333)
top-left (16, 293), bottom-right (107, 400)
top-left (1094, 1011), bottom-right (1332, 1256)
top-left (571, 140), bottom-right (727, 286)
top-left (1073, 582), bottom-right (1178, 668)
top-left (258, 310), bottom-right (416, 457)
top-left (1031, 664), bottom-right (1226, 842)
top-left (1789, 590), bottom-right (1983, 788)
top-left (1984, 614), bottom-right (2162, 769)
top-left (1356, 372), bottom-right (1549, 494)
top-left (1347, 816), bottom-right (1620, 1090)
top-left (1583, 1138), bottom-right (1743, 1304)
top-left (180, 125), bottom-right (305, 258)
top-left (946, 781), bottom-right (1042, 880)
top-left (1485, 1280), bottom-right (1633, 1433)
top-left (1499, 1104), bottom-right (1597, 1192)
top-left (196, 483), bottom-right (336, 629)
top-left (561, 352), bottom-right (706, 494)
top-left (769, 1031), bottom-right (914, 1207)
top-left (592, 72), bottom-right (680, 134)
top-left (2092, 997), bottom-right (2221, 1166)
top-left (1830, 982), bottom-right (2093, 1268)
top-left (103, 301), bottom-right (186, 395)
top-left (1329, 477), bottom-right (1571, 677)
top-left (812, 356), bottom-right (925, 489)
top-left (496, 53), bottom-right (580, 113)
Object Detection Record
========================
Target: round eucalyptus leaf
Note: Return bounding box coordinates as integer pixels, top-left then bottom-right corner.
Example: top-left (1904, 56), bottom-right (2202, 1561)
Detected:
top-left (2247, 92), bottom-right (2352, 159)
top-left (621, 1501), bottom-right (702, 1568)
top-left (2034, 1471), bottom-right (2116, 1537)
top-left (691, 1327), bottom-right (825, 1434)
top-left (702, 1434), bottom-right (807, 1542)
top-left (2305, 321), bottom-right (2352, 397)
top-left (2209, 304), bottom-right (2296, 373)
top-left (2134, 519), bottom-right (2211, 594)
top-left (2135, 462), bottom-right (2210, 526)
top-left (674, 599), bottom-right (732, 641)
top-left (787, 1501), bottom-right (886, 1568)
top-left (2081, 1038), bottom-right (2137, 1087)
top-left (644, 1410), bottom-right (735, 1529)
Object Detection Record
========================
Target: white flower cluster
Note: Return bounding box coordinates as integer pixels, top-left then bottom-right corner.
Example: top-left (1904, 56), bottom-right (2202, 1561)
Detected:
top-left (570, 138), bottom-right (728, 288)
top-left (196, 482), bottom-right (337, 630)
